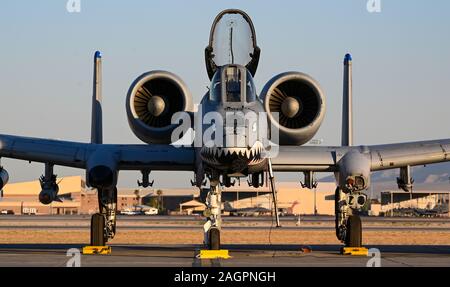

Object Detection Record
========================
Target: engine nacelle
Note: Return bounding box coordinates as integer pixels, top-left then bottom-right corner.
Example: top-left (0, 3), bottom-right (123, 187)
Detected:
top-left (126, 71), bottom-right (193, 144)
top-left (86, 148), bottom-right (118, 189)
top-left (260, 72), bottom-right (326, 145)
top-left (87, 165), bottom-right (116, 189)
top-left (0, 168), bottom-right (9, 190)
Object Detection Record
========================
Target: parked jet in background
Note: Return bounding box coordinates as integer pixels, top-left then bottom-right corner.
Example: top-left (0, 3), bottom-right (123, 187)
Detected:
top-left (224, 202), bottom-right (272, 217)
top-left (0, 9), bottom-right (449, 250)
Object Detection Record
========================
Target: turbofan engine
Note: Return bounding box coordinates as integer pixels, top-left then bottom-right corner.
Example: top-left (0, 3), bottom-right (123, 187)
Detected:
top-left (126, 71), bottom-right (193, 144)
top-left (260, 72), bottom-right (326, 145)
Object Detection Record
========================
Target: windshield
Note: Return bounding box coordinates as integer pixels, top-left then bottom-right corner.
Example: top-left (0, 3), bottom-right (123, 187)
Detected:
top-left (209, 66), bottom-right (256, 103)
top-left (246, 71), bottom-right (256, 102)
top-left (225, 66), bottom-right (241, 102)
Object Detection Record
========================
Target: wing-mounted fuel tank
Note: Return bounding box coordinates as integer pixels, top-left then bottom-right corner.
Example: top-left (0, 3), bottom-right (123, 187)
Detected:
top-left (126, 71), bottom-right (193, 144)
top-left (260, 72), bottom-right (326, 145)
top-left (205, 9), bottom-right (260, 80)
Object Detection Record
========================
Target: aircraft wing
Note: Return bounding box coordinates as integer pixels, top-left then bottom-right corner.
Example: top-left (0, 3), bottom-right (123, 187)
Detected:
top-left (0, 134), bottom-right (195, 171)
top-left (272, 138), bottom-right (450, 172)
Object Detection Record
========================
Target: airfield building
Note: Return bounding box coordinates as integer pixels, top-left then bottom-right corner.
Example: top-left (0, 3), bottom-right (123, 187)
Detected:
top-left (0, 176), bottom-right (145, 215)
top-left (0, 176), bottom-right (339, 216)
top-left (9, 176), bottom-right (448, 217)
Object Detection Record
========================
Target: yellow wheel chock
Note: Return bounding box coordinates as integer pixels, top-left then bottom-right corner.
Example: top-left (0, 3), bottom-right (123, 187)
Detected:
top-left (340, 247), bottom-right (368, 256)
top-left (82, 246), bottom-right (112, 255)
top-left (197, 249), bottom-right (231, 259)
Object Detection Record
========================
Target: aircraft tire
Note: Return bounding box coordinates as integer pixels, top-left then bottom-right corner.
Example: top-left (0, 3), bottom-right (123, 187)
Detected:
top-left (91, 213), bottom-right (106, 246)
top-left (344, 215), bottom-right (362, 247)
top-left (334, 187), bottom-right (340, 239)
top-left (208, 227), bottom-right (220, 250)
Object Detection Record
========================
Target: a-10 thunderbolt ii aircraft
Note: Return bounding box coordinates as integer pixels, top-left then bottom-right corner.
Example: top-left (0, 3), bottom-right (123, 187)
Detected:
top-left (0, 9), bottom-right (449, 250)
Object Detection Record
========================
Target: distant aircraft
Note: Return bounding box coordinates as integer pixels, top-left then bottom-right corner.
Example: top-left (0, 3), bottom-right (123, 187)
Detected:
top-left (0, 9), bottom-right (449, 250)
top-left (223, 202), bottom-right (271, 217)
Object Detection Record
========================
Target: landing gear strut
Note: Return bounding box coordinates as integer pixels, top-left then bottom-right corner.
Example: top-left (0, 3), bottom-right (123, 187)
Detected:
top-left (268, 159), bottom-right (281, 228)
top-left (91, 187), bottom-right (117, 246)
top-left (335, 187), bottom-right (363, 247)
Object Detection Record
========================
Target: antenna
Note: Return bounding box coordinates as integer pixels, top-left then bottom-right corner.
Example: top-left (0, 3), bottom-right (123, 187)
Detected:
top-left (341, 53), bottom-right (353, 146)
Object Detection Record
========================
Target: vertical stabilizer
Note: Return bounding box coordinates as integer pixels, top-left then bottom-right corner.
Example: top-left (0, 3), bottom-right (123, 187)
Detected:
top-left (91, 51), bottom-right (103, 144)
top-left (342, 53), bottom-right (353, 147)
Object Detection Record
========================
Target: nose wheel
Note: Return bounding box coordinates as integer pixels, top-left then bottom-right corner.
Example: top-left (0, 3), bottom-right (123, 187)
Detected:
top-left (208, 227), bottom-right (221, 250)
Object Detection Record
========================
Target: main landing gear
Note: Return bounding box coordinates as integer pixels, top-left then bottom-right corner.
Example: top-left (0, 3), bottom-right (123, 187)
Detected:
top-left (91, 187), bottom-right (117, 246)
top-left (335, 187), bottom-right (366, 247)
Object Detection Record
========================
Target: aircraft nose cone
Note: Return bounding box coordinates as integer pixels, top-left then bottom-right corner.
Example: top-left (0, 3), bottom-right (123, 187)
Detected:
top-left (281, 97), bottom-right (300, 118)
top-left (147, 95), bottom-right (166, 117)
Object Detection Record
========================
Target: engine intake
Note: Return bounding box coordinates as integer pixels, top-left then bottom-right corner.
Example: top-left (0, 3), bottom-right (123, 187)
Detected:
top-left (126, 71), bottom-right (193, 144)
top-left (260, 72), bottom-right (325, 145)
top-left (0, 168), bottom-right (9, 190)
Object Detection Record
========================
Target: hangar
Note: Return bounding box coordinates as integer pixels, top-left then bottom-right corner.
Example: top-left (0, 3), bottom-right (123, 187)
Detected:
top-left (380, 190), bottom-right (450, 217)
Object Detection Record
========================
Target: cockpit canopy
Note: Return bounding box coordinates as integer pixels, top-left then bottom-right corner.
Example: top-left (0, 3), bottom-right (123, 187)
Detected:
top-left (209, 65), bottom-right (256, 104)
top-left (205, 9), bottom-right (260, 80)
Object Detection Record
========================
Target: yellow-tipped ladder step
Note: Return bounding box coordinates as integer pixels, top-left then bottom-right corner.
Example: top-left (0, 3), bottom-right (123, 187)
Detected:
top-left (197, 249), bottom-right (231, 259)
top-left (82, 246), bottom-right (112, 255)
top-left (340, 247), bottom-right (368, 256)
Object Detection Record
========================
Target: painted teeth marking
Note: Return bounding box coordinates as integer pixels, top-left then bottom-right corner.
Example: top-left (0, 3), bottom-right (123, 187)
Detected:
top-left (201, 141), bottom-right (266, 166)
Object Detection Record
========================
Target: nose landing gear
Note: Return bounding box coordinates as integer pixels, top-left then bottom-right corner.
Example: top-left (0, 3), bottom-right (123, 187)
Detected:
top-left (203, 182), bottom-right (222, 250)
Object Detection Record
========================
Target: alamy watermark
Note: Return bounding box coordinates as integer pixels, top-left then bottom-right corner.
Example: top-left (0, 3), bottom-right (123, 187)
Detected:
top-left (170, 109), bottom-right (280, 159)
top-left (66, 248), bottom-right (81, 267)
top-left (367, 0), bottom-right (382, 13)
top-left (66, 0), bottom-right (81, 13)
top-left (366, 248), bottom-right (381, 267)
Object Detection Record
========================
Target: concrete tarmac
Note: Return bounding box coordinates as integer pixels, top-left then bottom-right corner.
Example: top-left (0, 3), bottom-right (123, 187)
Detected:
top-left (1, 215), bottom-right (450, 267)
top-left (0, 244), bottom-right (449, 267)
